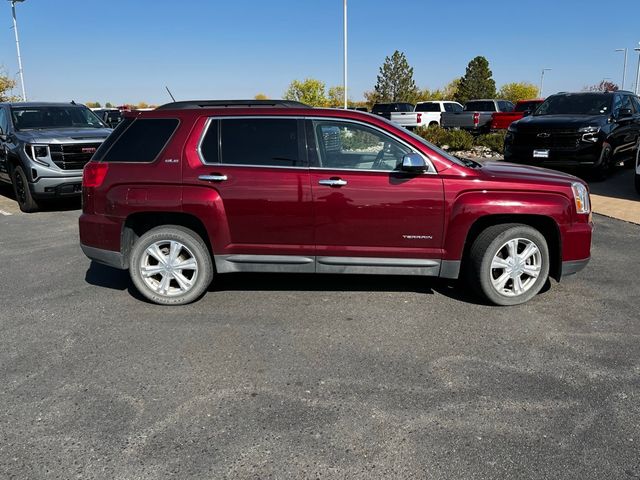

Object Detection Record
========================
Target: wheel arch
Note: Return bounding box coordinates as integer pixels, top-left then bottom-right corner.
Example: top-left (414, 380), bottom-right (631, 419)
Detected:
top-left (461, 214), bottom-right (562, 282)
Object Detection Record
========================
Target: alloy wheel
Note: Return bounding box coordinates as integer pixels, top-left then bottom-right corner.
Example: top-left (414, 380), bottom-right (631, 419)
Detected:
top-left (490, 238), bottom-right (542, 297)
top-left (139, 240), bottom-right (199, 297)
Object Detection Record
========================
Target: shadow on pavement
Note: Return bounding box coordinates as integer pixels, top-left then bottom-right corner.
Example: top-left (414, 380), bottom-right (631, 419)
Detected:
top-left (0, 183), bottom-right (81, 212)
top-left (587, 167), bottom-right (637, 202)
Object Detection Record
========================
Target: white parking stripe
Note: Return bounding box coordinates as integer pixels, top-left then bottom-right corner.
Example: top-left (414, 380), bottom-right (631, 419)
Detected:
top-left (0, 209), bottom-right (12, 216)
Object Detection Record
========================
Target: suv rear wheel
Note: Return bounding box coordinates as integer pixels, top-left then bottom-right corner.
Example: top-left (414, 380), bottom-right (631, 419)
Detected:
top-left (11, 165), bottom-right (39, 213)
top-left (129, 226), bottom-right (213, 305)
top-left (467, 224), bottom-right (550, 306)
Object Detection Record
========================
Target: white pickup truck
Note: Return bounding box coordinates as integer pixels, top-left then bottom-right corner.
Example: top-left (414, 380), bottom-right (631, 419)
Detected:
top-left (390, 101), bottom-right (463, 129)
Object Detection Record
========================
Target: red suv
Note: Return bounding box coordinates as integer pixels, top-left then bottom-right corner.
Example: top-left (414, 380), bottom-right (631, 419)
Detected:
top-left (79, 100), bottom-right (593, 306)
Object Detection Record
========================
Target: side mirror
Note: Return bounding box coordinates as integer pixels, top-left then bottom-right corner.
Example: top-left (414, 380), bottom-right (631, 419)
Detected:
top-left (618, 108), bottom-right (633, 118)
top-left (400, 153), bottom-right (427, 173)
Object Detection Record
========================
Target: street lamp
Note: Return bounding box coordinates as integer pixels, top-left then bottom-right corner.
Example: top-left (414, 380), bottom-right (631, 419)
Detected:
top-left (342, 0), bottom-right (347, 109)
top-left (615, 48), bottom-right (627, 90)
top-left (8, 0), bottom-right (27, 101)
top-left (540, 68), bottom-right (551, 97)
top-left (635, 46), bottom-right (640, 95)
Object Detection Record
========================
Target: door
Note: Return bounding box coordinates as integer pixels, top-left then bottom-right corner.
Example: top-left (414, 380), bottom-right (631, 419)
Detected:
top-left (307, 118), bottom-right (445, 274)
top-left (184, 116), bottom-right (314, 271)
top-left (611, 94), bottom-right (640, 162)
top-left (0, 107), bottom-right (10, 182)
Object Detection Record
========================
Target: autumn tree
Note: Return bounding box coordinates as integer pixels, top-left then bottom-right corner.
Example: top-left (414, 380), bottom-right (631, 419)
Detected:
top-left (327, 86), bottom-right (351, 107)
top-left (105, 102), bottom-right (114, 108)
top-left (455, 56), bottom-right (496, 104)
top-left (498, 82), bottom-right (540, 103)
top-left (283, 78), bottom-right (327, 106)
top-left (254, 93), bottom-right (269, 100)
top-left (85, 101), bottom-right (101, 108)
top-left (584, 80), bottom-right (619, 92)
top-left (373, 50), bottom-right (418, 103)
top-left (0, 72), bottom-right (19, 102)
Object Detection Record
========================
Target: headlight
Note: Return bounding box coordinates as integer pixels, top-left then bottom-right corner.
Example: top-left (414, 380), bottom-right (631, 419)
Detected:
top-left (578, 126), bottom-right (600, 143)
top-left (25, 144), bottom-right (50, 166)
top-left (571, 182), bottom-right (591, 214)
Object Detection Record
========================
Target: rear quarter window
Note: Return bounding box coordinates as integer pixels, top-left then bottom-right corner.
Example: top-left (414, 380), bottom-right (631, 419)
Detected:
top-left (95, 118), bottom-right (179, 163)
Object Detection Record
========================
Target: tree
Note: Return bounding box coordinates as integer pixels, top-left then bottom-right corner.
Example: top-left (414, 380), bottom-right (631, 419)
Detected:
top-left (455, 56), bottom-right (496, 104)
top-left (498, 82), bottom-right (540, 103)
top-left (85, 101), bottom-right (101, 108)
top-left (584, 80), bottom-right (619, 92)
top-left (136, 101), bottom-right (149, 109)
top-left (105, 102), bottom-right (114, 108)
top-left (442, 78), bottom-right (461, 101)
top-left (0, 72), bottom-right (19, 102)
top-left (254, 93), bottom-right (269, 100)
top-left (373, 50), bottom-right (418, 103)
top-left (327, 86), bottom-right (350, 107)
top-left (283, 78), bottom-right (327, 106)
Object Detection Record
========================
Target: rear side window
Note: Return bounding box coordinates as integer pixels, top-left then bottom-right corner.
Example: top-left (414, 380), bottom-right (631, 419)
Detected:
top-left (415, 103), bottom-right (440, 112)
top-left (96, 118), bottom-right (179, 163)
top-left (219, 118), bottom-right (302, 167)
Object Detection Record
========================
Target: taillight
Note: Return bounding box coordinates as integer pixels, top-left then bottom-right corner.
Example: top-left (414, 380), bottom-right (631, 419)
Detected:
top-left (83, 162), bottom-right (108, 188)
top-left (473, 112), bottom-right (480, 126)
top-left (417, 113), bottom-right (422, 124)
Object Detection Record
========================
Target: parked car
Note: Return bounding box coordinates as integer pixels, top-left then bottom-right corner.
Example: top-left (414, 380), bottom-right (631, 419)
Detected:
top-left (441, 99), bottom-right (515, 133)
top-left (93, 108), bottom-right (124, 128)
top-left (371, 102), bottom-right (414, 120)
top-left (504, 91), bottom-right (640, 179)
top-left (490, 99), bottom-right (544, 130)
top-left (79, 99), bottom-right (592, 306)
top-left (390, 101), bottom-right (463, 129)
top-left (0, 102), bottom-right (112, 212)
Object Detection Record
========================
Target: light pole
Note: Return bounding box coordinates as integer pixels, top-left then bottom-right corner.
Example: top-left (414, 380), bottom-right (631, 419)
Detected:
top-left (615, 48), bottom-right (627, 90)
top-left (342, 0), bottom-right (347, 109)
top-left (540, 68), bottom-right (551, 97)
top-left (9, 0), bottom-right (27, 101)
top-left (635, 46), bottom-right (640, 95)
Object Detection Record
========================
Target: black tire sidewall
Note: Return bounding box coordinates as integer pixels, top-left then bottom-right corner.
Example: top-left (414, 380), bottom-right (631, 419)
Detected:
top-left (12, 165), bottom-right (38, 212)
top-left (476, 225), bottom-right (550, 306)
top-left (129, 226), bottom-right (213, 305)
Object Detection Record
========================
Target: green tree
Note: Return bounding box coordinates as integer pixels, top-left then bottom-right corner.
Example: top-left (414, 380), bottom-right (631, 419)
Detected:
top-left (254, 93), bottom-right (269, 100)
top-left (284, 78), bottom-right (327, 106)
top-left (85, 101), bottom-right (101, 108)
top-left (105, 102), bottom-right (113, 108)
top-left (442, 78), bottom-right (461, 100)
top-left (373, 50), bottom-right (418, 103)
top-left (0, 72), bottom-right (19, 102)
top-left (327, 86), bottom-right (350, 107)
top-left (455, 56), bottom-right (496, 104)
top-left (498, 82), bottom-right (540, 103)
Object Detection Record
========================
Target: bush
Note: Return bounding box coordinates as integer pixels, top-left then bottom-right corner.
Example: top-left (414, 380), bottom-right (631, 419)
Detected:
top-left (416, 125), bottom-right (473, 152)
top-left (475, 132), bottom-right (506, 154)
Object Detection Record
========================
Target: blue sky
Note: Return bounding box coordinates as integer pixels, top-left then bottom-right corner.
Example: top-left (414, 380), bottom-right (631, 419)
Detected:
top-left (1, 0), bottom-right (639, 105)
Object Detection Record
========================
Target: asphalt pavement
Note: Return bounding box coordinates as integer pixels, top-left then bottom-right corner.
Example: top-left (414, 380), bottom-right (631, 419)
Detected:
top-left (0, 195), bottom-right (639, 479)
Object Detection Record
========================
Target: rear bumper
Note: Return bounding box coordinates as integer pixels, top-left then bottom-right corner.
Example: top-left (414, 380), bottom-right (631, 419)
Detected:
top-left (560, 257), bottom-right (590, 278)
top-left (81, 243), bottom-right (127, 270)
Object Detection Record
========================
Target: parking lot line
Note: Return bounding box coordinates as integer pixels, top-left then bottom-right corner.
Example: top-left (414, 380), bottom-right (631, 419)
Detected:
top-left (0, 209), bottom-right (12, 216)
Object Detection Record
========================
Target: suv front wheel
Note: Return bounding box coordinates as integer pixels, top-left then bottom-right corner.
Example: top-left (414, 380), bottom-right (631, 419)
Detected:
top-left (11, 165), bottom-right (40, 213)
top-left (467, 224), bottom-right (550, 306)
top-left (129, 226), bottom-right (214, 305)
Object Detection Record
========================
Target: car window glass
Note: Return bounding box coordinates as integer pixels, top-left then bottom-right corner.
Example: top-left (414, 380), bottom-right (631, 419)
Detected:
top-left (0, 108), bottom-right (8, 134)
top-left (619, 95), bottom-right (633, 114)
top-left (464, 101), bottom-right (495, 111)
top-left (99, 118), bottom-right (178, 163)
top-left (220, 118), bottom-right (301, 167)
top-left (612, 95), bottom-right (623, 117)
top-left (199, 120), bottom-right (219, 163)
top-left (631, 96), bottom-right (640, 113)
top-left (451, 103), bottom-right (463, 112)
top-left (416, 103), bottom-right (440, 112)
top-left (312, 120), bottom-right (412, 171)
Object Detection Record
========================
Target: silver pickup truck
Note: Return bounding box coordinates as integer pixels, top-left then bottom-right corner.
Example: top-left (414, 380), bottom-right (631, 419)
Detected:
top-left (440, 99), bottom-right (514, 133)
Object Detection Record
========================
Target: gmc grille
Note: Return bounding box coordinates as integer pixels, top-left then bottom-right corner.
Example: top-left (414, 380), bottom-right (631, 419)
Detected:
top-left (49, 143), bottom-right (102, 170)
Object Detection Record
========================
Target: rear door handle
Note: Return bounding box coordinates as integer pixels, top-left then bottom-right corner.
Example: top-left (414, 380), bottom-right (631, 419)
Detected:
top-left (199, 174), bottom-right (228, 182)
top-left (318, 178), bottom-right (347, 187)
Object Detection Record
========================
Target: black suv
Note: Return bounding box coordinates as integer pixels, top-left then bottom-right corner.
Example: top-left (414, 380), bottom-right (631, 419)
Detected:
top-left (504, 91), bottom-right (640, 178)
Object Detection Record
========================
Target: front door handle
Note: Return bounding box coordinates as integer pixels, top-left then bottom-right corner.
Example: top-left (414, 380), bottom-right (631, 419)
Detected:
top-left (199, 174), bottom-right (228, 182)
top-left (318, 178), bottom-right (347, 187)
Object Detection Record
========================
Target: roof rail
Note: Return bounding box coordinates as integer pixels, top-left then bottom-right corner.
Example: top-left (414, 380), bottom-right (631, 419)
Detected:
top-left (156, 99), bottom-right (311, 110)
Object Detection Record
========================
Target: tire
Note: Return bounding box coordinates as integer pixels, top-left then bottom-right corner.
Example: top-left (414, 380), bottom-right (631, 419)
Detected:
top-left (592, 144), bottom-right (613, 181)
top-left (467, 224), bottom-right (550, 306)
top-left (129, 225), bottom-right (213, 305)
top-left (428, 121), bottom-right (439, 128)
top-left (11, 165), bottom-right (39, 213)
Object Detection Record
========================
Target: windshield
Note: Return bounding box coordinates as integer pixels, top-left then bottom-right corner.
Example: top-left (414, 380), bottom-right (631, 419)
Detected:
top-left (11, 106), bottom-right (107, 130)
top-left (534, 94), bottom-right (611, 116)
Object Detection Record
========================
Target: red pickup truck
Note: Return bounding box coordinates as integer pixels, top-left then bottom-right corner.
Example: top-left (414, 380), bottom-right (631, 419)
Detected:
top-left (491, 99), bottom-right (544, 131)
top-left (79, 100), bottom-right (592, 306)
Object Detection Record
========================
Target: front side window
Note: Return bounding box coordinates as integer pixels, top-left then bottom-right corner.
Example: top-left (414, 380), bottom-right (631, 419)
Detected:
top-left (220, 118), bottom-right (302, 167)
top-left (310, 120), bottom-right (413, 171)
top-left (10, 106), bottom-right (106, 130)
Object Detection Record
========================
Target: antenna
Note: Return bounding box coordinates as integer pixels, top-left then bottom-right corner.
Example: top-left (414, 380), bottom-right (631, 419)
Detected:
top-left (165, 86), bottom-right (176, 102)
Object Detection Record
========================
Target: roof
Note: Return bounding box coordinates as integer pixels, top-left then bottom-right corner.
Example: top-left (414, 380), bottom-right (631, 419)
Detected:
top-left (0, 101), bottom-right (86, 107)
top-left (156, 99), bottom-right (311, 110)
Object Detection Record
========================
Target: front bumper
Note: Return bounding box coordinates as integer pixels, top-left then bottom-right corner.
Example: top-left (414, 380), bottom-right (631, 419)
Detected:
top-left (504, 141), bottom-right (602, 168)
top-left (30, 176), bottom-right (83, 198)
